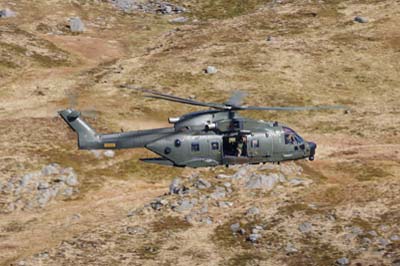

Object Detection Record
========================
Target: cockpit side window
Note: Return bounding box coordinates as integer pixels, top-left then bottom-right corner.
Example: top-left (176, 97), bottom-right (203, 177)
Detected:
top-left (283, 127), bottom-right (303, 145)
top-left (191, 143), bottom-right (200, 152)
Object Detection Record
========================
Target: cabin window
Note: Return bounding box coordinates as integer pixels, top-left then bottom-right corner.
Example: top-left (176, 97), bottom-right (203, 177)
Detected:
top-left (211, 142), bottom-right (219, 150)
top-left (191, 143), bottom-right (200, 152)
top-left (251, 139), bottom-right (260, 148)
top-left (174, 139), bottom-right (181, 147)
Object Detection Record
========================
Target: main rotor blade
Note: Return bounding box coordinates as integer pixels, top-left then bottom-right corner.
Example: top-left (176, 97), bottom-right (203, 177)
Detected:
top-left (145, 95), bottom-right (228, 110)
top-left (238, 105), bottom-right (348, 111)
top-left (125, 85), bottom-right (228, 110)
top-left (225, 91), bottom-right (247, 107)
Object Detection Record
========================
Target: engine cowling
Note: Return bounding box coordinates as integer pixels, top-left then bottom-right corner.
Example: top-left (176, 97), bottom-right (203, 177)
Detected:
top-left (205, 123), bottom-right (216, 131)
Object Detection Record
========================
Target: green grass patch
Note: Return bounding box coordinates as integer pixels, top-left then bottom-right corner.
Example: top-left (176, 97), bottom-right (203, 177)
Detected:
top-left (278, 203), bottom-right (325, 216)
top-left (190, 0), bottom-right (271, 20)
top-left (335, 161), bottom-right (391, 181)
top-left (225, 252), bottom-right (266, 266)
top-left (287, 237), bottom-right (345, 266)
top-left (151, 216), bottom-right (191, 233)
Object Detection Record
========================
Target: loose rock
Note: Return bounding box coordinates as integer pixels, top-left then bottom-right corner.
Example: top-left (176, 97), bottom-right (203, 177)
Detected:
top-left (298, 222), bottom-right (313, 233)
top-left (210, 187), bottom-right (226, 199)
top-left (127, 226), bottom-right (146, 235)
top-left (247, 233), bottom-right (261, 243)
top-left (169, 17), bottom-right (188, 23)
top-left (69, 17), bottom-right (85, 33)
top-left (245, 173), bottom-right (286, 190)
top-left (289, 178), bottom-right (312, 187)
top-left (173, 199), bottom-right (194, 213)
top-left (285, 243), bottom-right (298, 254)
top-left (230, 223), bottom-right (240, 233)
top-left (336, 257), bottom-right (350, 265)
top-left (104, 150), bottom-right (115, 158)
top-left (354, 16), bottom-right (368, 23)
top-left (42, 163), bottom-right (60, 176)
top-left (169, 178), bottom-right (182, 194)
top-left (245, 207), bottom-right (260, 216)
top-left (0, 164), bottom-right (79, 213)
top-left (0, 8), bottom-right (16, 18)
top-left (194, 178), bottom-right (211, 189)
top-left (218, 201), bottom-right (233, 208)
top-left (205, 66), bottom-right (217, 74)
top-left (200, 217), bottom-right (213, 225)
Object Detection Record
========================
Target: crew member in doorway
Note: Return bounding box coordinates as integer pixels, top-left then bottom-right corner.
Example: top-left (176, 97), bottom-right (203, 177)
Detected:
top-left (237, 135), bottom-right (247, 157)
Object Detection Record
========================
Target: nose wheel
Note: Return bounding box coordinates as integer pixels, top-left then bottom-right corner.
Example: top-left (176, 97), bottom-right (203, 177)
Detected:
top-left (309, 155), bottom-right (314, 161)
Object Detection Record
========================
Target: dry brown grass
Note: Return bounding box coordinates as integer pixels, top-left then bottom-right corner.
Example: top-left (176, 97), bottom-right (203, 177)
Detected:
top-left (0, 0), bottom-right (399, 264)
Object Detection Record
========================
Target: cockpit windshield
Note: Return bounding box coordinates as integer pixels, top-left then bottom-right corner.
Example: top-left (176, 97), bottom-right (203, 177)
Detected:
top-left (283, 127), bottom-right (304, 144)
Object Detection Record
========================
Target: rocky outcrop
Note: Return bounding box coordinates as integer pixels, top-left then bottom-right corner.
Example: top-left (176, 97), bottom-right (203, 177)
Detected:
top-left (0, 164), bottom-right (79, 213)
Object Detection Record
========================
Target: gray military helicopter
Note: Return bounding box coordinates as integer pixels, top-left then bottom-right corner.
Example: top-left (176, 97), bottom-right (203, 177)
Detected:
top-left (59, 88), bottom-right (345, 168)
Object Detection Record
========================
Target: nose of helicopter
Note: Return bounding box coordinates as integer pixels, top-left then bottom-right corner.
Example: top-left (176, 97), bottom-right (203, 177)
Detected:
top-left (308, 141), bottom-right (317, 161)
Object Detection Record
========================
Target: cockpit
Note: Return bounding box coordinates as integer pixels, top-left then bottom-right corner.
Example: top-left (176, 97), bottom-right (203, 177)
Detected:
top-left (283, 127), bottom-right (304, 145)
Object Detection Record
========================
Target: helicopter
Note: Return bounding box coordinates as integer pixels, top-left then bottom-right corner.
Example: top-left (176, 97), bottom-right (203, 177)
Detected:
top-left (59, 87), bottom-right (346, 168)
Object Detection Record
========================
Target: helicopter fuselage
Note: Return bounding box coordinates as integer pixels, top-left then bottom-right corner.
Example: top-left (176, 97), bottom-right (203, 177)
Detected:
top-left (146, 110), bottom-right (316, 167)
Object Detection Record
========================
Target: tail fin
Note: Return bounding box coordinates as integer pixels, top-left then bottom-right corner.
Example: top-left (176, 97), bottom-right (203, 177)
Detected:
top-left (58, 109), bottom-right (100, 149)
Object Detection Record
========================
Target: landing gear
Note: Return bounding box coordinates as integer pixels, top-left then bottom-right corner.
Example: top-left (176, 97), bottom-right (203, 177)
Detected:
top-left (309, 155), bottom-right (314, 161)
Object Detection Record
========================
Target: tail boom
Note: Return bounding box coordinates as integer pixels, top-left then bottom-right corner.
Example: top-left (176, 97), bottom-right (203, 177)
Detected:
top-left (59, 109), bottom-right (174, 150)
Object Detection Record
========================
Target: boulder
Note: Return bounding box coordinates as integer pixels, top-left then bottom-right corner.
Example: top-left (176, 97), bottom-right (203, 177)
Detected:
top-left (37, 190), bottom-right (52, 207)
top-left (127, 226), bottom-right (146, 235)
top-left (354, 16), bottom-right (368, 23)
top-left (336, 257), bottom-right (350, 265)
top-left (201, 217), bottom-right (213, 225)
top-left (247, 233), bottom-right (261, 243)
top-left (218, 201), bottom-right (233, 208)
top-left (223, 182), bottom-right (231, 188)
top-left (210, 187), bottom-right (226, 199)
top-left (230, 223), bottom-right (240, 233)
top-left (245, 173), bottom-right (286, 190)
top-left (63, 187), bottom-right (74, 197)
top-left (200, 204), bottom-right (208, 214)
top-left (205, 66), bottom-right (217, 74)
top-left (289, 178), bottom-right (312, 187)
top-left (37, 181), bottom-right (50, 190)
top-left (42, 164), bottom-right (60, 176)
top-left (69, 17), bottom-right (85, 33)
top-left (251, 225), bottom-right (263, 234)
top-left (64, 172), bottom-right (78, 187)
top-left (378, 238), bottom-right (389, 247)
top-left (20, 173), bottom-right (36, 187)
top-left (159, 3), bottom-right (173, 14)
top-left (104, 150), bottom-right (115, 158)
top-left (169, 178), bottom-right (182, 194)
top-left (90, 150), bottom-right (102, 158)
top-left (298, 222), bottom-right (313, 233)
top-left (111, 0), bottom-right (138, 12)
top-left (169, 17), bottom-right (188, 23)
top-left (195, 178), bottom-right (211, 189)
top-left (174, 199), bottom-right (194, 213)
top-left (245, 207), bottom-right (260, 216)
top-left (285, 243), bottom-right (298, 254)
top-left (0, 8), bottom-right (16, 18)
